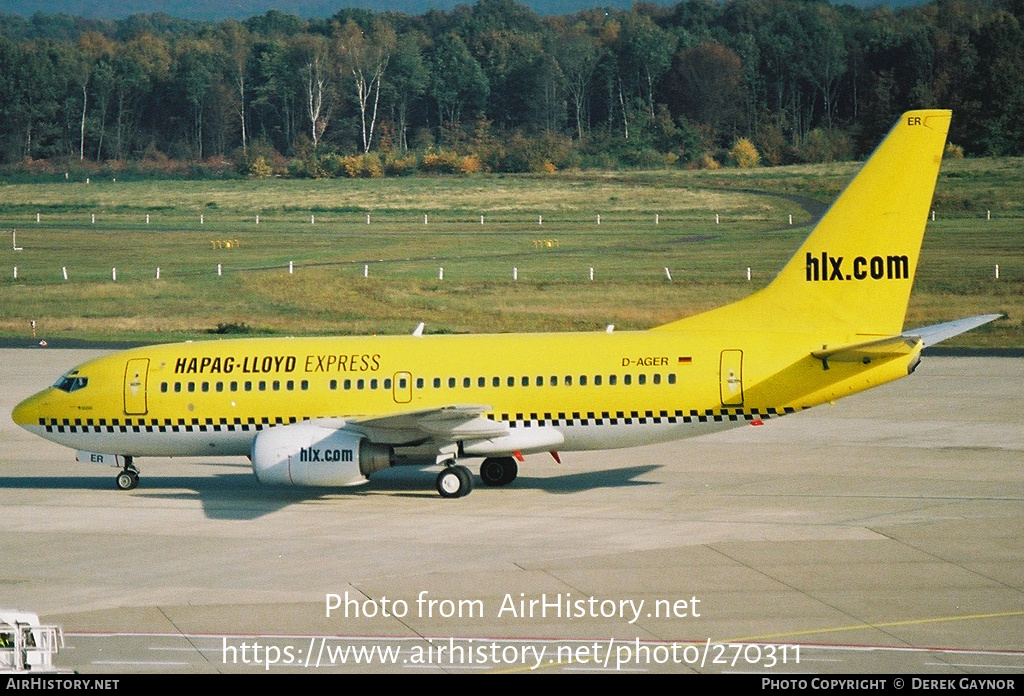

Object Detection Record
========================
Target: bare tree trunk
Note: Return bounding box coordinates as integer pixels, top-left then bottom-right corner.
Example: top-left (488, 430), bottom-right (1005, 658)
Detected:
top-left (80, 83), bottom-right (88, 160)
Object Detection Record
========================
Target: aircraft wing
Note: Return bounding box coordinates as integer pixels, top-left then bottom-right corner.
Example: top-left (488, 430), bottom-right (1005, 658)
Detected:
top-left (812, 314), bottom-right (1002, 366)
top-left (341, 405), bottom-right (508, 445)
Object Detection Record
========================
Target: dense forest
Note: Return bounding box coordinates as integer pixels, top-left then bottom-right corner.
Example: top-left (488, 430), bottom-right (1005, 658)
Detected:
top-left (1, 0), bottom-right (1022, 177)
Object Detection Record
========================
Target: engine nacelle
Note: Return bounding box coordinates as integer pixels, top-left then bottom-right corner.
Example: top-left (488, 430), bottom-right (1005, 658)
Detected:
top-left (252, 422), bottom-right (392, 487)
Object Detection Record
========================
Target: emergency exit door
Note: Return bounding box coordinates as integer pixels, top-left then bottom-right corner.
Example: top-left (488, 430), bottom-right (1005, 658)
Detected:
top-left (393, 371), bottom-right (413, 404)
top-left (719, 350), bottom-right (744, 406)
top-left (124, 358), bottom-right (149, 415)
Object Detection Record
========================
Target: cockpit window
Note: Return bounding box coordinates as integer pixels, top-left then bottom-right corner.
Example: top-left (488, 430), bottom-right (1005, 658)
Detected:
top-left (53, 371), bottom-right (89, 393)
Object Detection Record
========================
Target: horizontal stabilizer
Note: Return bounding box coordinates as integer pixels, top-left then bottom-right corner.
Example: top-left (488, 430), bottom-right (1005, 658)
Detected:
top-left (812, 335), bottom-right (921, 365)
top-left (811, 314), bottom-right (1002, 367)
top-left (906, 314), bottom-right (1003, 347)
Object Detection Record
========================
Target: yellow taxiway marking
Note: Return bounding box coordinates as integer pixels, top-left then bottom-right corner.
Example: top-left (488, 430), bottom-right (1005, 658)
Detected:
top-left (493, 608), bottom-right (1024, 673)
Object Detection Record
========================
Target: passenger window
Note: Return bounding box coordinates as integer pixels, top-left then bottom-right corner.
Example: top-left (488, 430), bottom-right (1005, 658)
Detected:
top-left (160, 382), bottom-right (168, 393)
top-left (623, 375), bottom-right (631, 385)
top-left (202, 382), bottom-right (210, 392)
top-left (609, 375), bottom-right (617, 385)
top-left (448, 377), bottom-right (456, 388)
top-left (638, 374), bottom-right (646, 385)
top-left (259, 381), bottom-right (266, 391)
top-left (653, 374), bottom-right (661, 384)
top-left (580, 376), bottom-right (587, 386)
top-left (434, 378), bottom-right (441, 388)
top-left (668, 374), bottom-right (676, 384)
top-left (301, 380), bottom-right (309, 390)
top-left (463, 377), bottom-right (471, 388)
top-left (594, 375), bottom-right (602, 386)
top-left (492, 377), bottom-right (500, 387)
top-left (330, 380), bottom-right (337, 390)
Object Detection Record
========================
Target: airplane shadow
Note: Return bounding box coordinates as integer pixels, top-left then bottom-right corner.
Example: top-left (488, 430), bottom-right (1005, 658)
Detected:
top-left (0, 465), bottom-right (660, 520)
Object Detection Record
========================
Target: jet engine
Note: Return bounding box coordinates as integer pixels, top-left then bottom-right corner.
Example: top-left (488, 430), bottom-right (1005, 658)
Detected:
top-left (252, 422), bottom-right (392, 486)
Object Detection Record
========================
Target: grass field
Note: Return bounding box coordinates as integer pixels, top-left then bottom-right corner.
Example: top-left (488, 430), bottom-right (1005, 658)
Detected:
top-left (0, 159), bottom-right (1019, 347)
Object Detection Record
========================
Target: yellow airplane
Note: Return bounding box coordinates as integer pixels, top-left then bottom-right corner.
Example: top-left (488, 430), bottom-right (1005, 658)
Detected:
top-left (11, 110), bottom-right (1000, 498)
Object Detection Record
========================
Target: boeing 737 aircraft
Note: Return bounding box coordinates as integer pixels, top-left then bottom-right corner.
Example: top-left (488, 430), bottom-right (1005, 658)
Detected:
top-left (12, 110), bottom-right (1000, 498)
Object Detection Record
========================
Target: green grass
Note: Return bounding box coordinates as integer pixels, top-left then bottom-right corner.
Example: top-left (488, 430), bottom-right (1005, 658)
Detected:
top-left (0, 162), bottom-right (1019, 347)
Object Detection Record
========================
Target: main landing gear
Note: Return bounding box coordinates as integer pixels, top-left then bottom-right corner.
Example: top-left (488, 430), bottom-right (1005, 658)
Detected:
top-left (436, 461), bottom-right (473, 498)
top-left (115, 456), bottom-right (139, 491)
top-left (478, 456), bottom-right (518, 487)
top-left (435, 456), bottom-right (520, 499)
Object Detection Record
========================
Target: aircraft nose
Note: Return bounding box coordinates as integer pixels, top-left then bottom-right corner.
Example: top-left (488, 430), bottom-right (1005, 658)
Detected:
top-left (12, 391), bottom-right (46, 429)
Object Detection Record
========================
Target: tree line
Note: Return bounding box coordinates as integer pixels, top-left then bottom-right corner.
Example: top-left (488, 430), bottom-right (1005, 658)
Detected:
top-left (1, 0), bottom-right (1022, 177)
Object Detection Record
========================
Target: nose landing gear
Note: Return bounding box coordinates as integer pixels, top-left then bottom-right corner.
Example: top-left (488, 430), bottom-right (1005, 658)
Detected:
top-left (115, 456), bottom-right (139, 490)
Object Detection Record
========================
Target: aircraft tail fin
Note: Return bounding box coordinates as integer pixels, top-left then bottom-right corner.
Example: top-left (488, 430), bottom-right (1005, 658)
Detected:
top-left (656, 110), bottom-right (952, 338)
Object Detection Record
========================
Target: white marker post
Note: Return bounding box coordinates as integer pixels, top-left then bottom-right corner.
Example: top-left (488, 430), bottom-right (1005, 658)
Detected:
top-left (146, 214), bottom-right (150, 224)
top-left (538, 215), bottom-right (543, 225)
top-left (256, 215), bottom-right (260, 225)
top-left (36, 213), bottom-right (40, 223)
top-left (288, 261), bottom-right (294, 274)
top-left (597, 215), bottom-right (601, 225)
top-left (364, 264), bottom-right (369, 278)
top-left (367, 214), bottom-right (371, 225)
top-left (439, 267), bottom-right (444, 280)
top-left (112, 268), bottom-right (117, 281)
top-left (218, 264), bottom-right (222, 277)
top-left (200, 215), bottom-right (204, 225)
top-left (747, 267), bottom-right (751, 281)
top-left (156, 267), bottom-right (161, 280)
top-left (589, 267), bottom-right (594, 281)
top-left (655, 214), bottom-right (659, 225)
top-left (715, 214), bottom-right (720, 224)
top-left (995, 265), bottom-right (1000, 280)
top-left (513, 267), bottom-right (518, 281)
top-left (62, 267), bottom-right (68, 280)
top-left (424, 214), bottom-right (428, 225)
top-left (664, 267), bottom-right (672, 281)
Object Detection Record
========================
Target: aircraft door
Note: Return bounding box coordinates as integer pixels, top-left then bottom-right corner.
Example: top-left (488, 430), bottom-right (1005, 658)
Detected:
top-left (124, 358), bottom-right (150, 415)
top-left (393, 371), bottom-right (413, 404)
top-left (719, 350), bottom-right (744, 406)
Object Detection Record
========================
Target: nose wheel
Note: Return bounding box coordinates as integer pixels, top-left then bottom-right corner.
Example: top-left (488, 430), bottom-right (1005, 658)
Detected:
top-left (115, 457), bottom-right (139, 490)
